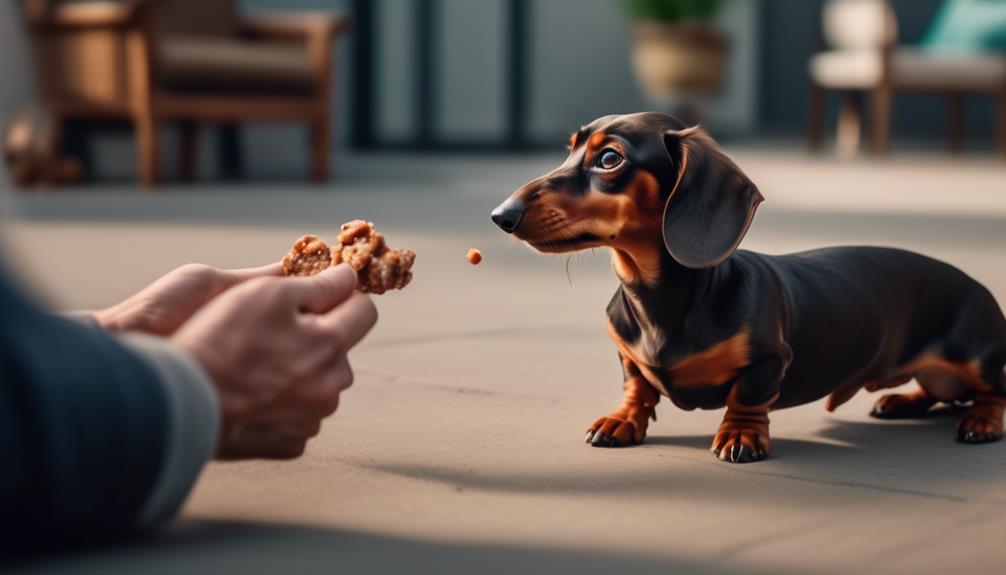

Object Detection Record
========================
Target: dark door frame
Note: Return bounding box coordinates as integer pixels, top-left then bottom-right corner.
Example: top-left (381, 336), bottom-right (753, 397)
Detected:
top-left (350, 0), bottom-right (533, 151)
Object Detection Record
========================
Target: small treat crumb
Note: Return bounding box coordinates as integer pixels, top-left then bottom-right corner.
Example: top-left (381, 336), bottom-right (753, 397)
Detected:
top-left (282, 235), bottom-right (331, 277)
top-left (330, 220), bottom-right (415, 294)
top-left (466, 248), bottom-right (482, 265)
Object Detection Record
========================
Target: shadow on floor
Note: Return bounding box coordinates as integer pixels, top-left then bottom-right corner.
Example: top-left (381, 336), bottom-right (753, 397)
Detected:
top-left (4, 519), bottom-right (755, 575)
top-left (360, 407), bottom-right (1004, 506)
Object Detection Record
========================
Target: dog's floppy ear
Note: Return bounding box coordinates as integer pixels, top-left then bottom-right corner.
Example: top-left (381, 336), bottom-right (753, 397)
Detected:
top-left (660, 127), bottom-right (763, 269)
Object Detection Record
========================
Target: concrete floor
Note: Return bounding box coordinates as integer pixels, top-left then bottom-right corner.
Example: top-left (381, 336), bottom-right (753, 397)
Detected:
top-left (3, 149), bottom-right (1006, 574)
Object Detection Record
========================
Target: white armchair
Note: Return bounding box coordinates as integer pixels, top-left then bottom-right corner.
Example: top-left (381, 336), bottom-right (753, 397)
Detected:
top-left (808, 0), bottom-right (1006, 156)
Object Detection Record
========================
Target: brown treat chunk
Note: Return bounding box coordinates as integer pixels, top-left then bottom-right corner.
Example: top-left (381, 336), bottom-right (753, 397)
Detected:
top-left (282, 235), bottom-right (331, 277)
top-left (466, 248), bottom-right (482, 265)
top-left (357, 247), bottom-right (416, 294)
top-left (330, 220), bottom-right (415, 293)
top-left (331, 220), bottom-right (384, 272)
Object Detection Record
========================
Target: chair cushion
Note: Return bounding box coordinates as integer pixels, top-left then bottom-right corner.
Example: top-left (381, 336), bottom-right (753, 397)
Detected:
top-left (923, 0), bottom-right (1006, 54)
top-left (809, 50), bottom-right (885, 88)
top-left (158, 37), bottom-right (316, 95)
top-left (892, 48), bottom-right (1006, 90)
top-left (810, 48), bottom-right (1006, 90)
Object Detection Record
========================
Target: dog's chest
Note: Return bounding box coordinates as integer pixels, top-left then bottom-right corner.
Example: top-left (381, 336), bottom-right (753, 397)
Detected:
top-left (607, 319), bottom-right (751, 396)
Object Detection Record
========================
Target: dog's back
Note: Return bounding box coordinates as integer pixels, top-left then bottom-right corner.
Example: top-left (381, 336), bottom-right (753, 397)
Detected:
top-left (756, 246), bottom-right (1006, 408)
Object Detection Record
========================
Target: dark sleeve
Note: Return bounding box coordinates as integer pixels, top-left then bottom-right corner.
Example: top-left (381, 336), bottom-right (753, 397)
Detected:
top-left (0, 269), bottom-right (168, 546)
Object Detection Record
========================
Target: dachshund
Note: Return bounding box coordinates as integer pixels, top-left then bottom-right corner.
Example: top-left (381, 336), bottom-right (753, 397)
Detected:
top-left (491, 112), bottom-right (1006, 463)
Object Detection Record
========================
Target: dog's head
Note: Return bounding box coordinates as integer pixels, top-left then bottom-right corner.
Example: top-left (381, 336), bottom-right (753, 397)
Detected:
top-left (492, 112), bottom-right (762, 281)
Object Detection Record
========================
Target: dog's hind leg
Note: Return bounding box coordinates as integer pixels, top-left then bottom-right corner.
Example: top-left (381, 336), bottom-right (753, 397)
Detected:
top-left (869, 368), bottom-right (942, 420)
top-left (870, 387), bottom-right (938, 419)
top-left (957, 350), bottom-right (1006, 444)
top-left (957, 393), bottom-right (1005, 444)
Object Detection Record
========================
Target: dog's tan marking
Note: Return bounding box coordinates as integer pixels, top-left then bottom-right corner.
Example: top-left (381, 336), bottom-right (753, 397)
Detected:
top-left (588, 131), bottom-right (607, 151)
top-left (608, 170), bottom-right (664, 285)
top-left (669, 329), bottom-right (752, 387)
top-left (606, 320), bottom-right (751, 392)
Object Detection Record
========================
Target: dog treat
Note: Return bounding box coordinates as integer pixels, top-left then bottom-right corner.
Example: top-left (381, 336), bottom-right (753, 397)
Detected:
top-left (281, 222), bottom-right (415, 294)
top-left (282, 235), bottom-right (332, 277)
top-left (330, 220), bottom-right (415, 294)
top-left (466, 248), bottom-right (482, 265)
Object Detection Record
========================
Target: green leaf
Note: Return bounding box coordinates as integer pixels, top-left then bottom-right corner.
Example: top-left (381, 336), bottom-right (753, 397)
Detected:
top-left (619, 0), bottom-right (728, 23)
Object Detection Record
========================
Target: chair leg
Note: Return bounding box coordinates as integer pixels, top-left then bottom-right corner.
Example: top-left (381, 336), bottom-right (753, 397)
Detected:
top-left (946, 93), bottom-right (963, 154)
top-left (871, 83), bottom-right (892, 154)
top-left (60, 117), bottom-right (95, 181)
top-left (135, 113), bottom-right (160, 186)
top-left (807, 82), bottom-right (825, 152)
top-left (178, 121), bottom-right (198, 181)
top-left (218, 123), bottom-right (243, 179)
top-left (836, 91), bottom-right (862, 158)
top-left (310, 116), bottom-right (330, 183)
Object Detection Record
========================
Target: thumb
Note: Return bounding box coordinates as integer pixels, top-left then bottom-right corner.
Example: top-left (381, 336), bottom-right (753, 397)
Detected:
top-left (287, 264), bottom-right (357, 314)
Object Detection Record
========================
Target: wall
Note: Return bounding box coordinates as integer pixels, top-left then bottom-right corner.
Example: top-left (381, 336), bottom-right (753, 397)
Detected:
top-left (369, 0), bottom-right (760, 146)
top-left (529, 0), bottom-right (758, 141)
top-left (0, 1), bottom-right (37, 183)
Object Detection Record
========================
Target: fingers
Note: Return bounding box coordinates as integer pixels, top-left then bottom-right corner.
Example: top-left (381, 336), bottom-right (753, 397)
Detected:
top-left (226, 261), bottom-right (284, 282)
top-left (316, 292), bottom-right (378, 352)
top-left (287, 264), bottom-right (358, 314)
top-left (263, 360), bottom-right (350, 420)
top-left (216, 421), bottom-right (310, 460)
top-left (271, 418), bottom-right (323, 440)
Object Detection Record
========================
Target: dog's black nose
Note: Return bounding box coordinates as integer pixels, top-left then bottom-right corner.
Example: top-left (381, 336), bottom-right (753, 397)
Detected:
top-left (491, 199), bottom-right (526, 233)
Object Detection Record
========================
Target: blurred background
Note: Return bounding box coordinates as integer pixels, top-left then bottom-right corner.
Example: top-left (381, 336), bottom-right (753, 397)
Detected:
top-left (3, 2), bottom-right (1006, 574)
top-left (2, 0), bottom-right (1005, 184)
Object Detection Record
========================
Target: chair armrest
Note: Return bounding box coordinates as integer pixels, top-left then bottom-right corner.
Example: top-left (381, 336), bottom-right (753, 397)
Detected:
top-left (240, 13), bottom-right (352, 42)
top-left (25, 0), bottom-right (152, 30)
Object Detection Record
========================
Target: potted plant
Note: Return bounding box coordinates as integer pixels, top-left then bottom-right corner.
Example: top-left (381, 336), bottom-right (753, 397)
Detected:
top-left (621, 0), bottom-right (730, 99)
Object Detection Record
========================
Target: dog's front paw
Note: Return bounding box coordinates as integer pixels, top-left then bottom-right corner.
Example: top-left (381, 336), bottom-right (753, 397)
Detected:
top-left (585, 415), bottom-right (645, 448)
top-left (711, 426), bottom-right (771, 463)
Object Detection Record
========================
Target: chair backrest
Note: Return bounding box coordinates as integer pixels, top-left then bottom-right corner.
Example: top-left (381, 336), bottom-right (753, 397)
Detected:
top-left (28, 0), bottom-right (238, 37)
top-left (822, 0), bottom-right (897, 49)
top-left (22, 0), bottom-right (135, 108)
top-left (155, 0), bottom-right (238, 38)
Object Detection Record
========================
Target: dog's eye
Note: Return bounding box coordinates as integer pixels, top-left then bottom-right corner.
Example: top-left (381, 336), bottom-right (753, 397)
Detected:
top-left (597, 150), bottom-right (623, 170)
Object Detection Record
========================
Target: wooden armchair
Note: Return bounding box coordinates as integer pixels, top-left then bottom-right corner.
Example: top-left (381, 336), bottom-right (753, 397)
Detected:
top-left (807, 0), bottom-right (1006, 157)
top-left (23, 0), bottom-right (351, 185)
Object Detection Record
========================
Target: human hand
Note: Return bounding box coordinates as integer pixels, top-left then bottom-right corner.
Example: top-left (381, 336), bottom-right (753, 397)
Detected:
top-left (171, 264), bottom-right (378, 459)
top-left (94, 262), bottom-right (282, 336)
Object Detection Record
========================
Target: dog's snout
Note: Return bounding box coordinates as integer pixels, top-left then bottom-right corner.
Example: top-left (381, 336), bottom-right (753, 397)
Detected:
top-left (491, 199), bottom-right (526, 233)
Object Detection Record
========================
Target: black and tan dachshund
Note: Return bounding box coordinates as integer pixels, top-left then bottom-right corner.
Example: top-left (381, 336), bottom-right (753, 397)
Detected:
top-left (491, 112), bottom-right (1006, 463)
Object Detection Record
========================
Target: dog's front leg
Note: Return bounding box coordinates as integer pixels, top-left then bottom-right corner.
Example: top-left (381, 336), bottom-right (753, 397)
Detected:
top-left (712, 353), bottom-right (788, 463)
top-left (586, 355), bottom-right (660, 447)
